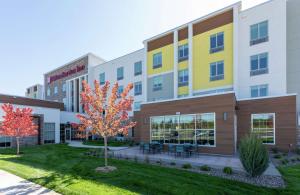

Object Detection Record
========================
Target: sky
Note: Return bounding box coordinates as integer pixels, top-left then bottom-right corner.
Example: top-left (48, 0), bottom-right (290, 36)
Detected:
top-left (0, 0), bottom-right (268, 96)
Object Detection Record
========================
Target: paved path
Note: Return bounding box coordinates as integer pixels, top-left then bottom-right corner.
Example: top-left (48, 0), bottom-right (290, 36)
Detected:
top-left (68, 141), bottom-right (129, 151)
top-left (0, 170), bottom-right (59, 195)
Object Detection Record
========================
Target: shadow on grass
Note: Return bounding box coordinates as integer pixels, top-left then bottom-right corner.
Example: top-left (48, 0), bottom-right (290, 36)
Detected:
top-left (0, 144), bottom-right (282, 195)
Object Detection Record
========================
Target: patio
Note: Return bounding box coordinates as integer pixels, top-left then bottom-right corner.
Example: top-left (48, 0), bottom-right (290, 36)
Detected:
top-left (112, 146), bottom-right (280, 177)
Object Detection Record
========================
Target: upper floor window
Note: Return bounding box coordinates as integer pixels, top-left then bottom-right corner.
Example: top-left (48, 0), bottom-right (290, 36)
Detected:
top-left (251, 84), bottom-right (268, 98)
top-left (178, 69), bottom-right (189, 87)
top-left (134, 61), bottom-right (142, 76)
top-left (250, 53), bottom-right (268, 76)
top-left (250, 21), bottom-right (268, 46)
top-left (153, 52), bottom-right (162, 69)
top-left (47, 88), bottom-right (51, 96)
top-left (62, 83), bottom-right (66, 92)
top-left (99, 72), bottom-right (105, 85)
top-left (210, 32), bottom-right (224, 53)
top-left (134, 81), bottom-right (142, 96)
top-left (33, 86), bottom-right (37, 92)
top-left (252, 113), bottom-right (275, 144)
top-left (54, 86), bottom-right (58, 94)
top-left (27, 88), bottom-right (30, 94)
top-left (178, 44), bottom-right (189, 62)
top-left (210, 61), bottom-right (224, 81)
top-left (118, 85), bottom-right (124, 97)
top-left (117, 67), bottom-right (124, 80)
top-left (134, 101), bottom-right (142, 111)
top-left (153, 76), bottom-right (163, 91)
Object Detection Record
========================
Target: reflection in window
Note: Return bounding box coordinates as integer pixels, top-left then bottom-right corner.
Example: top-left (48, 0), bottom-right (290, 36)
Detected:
top-left (150, 113), bottom-right (215, 146)
top-left (252, 113), bottom-right (275, 144)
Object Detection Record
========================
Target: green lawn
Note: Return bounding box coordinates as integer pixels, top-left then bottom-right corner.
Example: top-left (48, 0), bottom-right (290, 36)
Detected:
top-left (83, 139), bottom-right (133, 147)
top-left (0, 144), bottom-right (299, 195)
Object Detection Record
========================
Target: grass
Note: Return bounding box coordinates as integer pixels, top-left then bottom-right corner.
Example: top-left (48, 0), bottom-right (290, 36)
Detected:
top-left (0, 144), bottom-right (299, 195)
top-left (83, 139), bottom-right (133, 147)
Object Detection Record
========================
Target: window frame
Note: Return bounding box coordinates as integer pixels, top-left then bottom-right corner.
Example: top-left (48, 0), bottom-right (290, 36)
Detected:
top-left (134, 101), bottom-right (142, 111)
top-left (117, 85), bottom-right (124, 97)
top-left (43, 122), bottom-right (56, 144)
top-left (251, 113), bottom-right (275, 145)
top-left (134, 81), bottom-right (142, 96)
top-left (250, 84), bottom-right (268, 98)
top-left (210, 32), bottom-right (224, 53)
top-left (178, 44), bottom-right (189, 62)
top-left (99, 72), bottom-right (105, 85)
top-left (250, 53), bottom-right (269, 76)
top-left (117, 67), bottom-right (124, 80)
top-left (153, 52), bottom-right (162, 69)
top-left (47, 88), bottom-right (51, 96)
top-left (150, 113), bottom-right (216, 147)
top-left (250, 20), bottom-right (269, 46)
top-left (134, 61), bottom-right (142, 76)
top-left (210, 61), bottom-right (224, 81)
top-left (152, 76), bottom-right (163, 91)
top-left (178, 69), bottom-right (189, 87)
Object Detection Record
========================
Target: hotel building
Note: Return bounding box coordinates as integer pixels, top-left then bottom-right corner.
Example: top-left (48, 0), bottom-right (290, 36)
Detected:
top-left (1, 0), bottom-right (300, 154)
top-left (25, 84), bottom-right (44, 100)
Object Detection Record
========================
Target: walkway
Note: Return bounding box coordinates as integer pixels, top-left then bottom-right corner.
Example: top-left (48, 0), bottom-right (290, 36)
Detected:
top-left (0, 170), bottom-right (59, 195)
top-left (68, 141), bottom-right (128, 151)
top-left (113, 147), bottom-right (281, 176)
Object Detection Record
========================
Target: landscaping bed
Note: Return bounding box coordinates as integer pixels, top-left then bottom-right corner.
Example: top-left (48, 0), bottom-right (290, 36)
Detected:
top-left (1, 144), bottom-right (300, 194)
top-left (82, 139), bottom-right (134, 147)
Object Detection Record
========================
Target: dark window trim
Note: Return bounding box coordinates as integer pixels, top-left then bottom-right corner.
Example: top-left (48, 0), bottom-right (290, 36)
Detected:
top-left (210, 75), bottom-right (224, 81)
top-left (178, 56), bottom-right (188, 62)
top-left (153, 64), bottom-right (162, 69)
top-left (250, 36), bottom-right (269, 46)
top-left (250, 68), bottom-right (269, 76)
top-left (134, 71), bottom-right (142, 76)
top-left (210, 46), bottom-right (224, 54)
top-left (178, 81), bottom-right (189, 87)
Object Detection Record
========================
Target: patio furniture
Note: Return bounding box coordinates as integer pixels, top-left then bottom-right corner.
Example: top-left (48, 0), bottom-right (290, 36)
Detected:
top-left (143, 143), bottom-right (150, 154)
top-left (168, 144), bottom-right (176, 155)
top-left (139, 142), bottom-right (144, 151)
top-left (175, 145), bottom-right (184, 157)
top-left (184, 144), bottom-right (196, 157)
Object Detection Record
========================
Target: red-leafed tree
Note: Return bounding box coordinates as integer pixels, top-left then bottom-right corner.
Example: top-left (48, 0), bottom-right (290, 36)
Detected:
top-left (76, 80), bottom-right (136, 168)
top-left (0, 104), bottom-right (38, 155)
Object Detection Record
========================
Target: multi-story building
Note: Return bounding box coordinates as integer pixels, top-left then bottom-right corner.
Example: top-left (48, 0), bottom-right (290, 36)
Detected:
top-left (44, 53), bottom-right (105, 111)
top-left (25, 84), bottom-right (44, 100)
top-left (1, 0), bottom-right (300, 153)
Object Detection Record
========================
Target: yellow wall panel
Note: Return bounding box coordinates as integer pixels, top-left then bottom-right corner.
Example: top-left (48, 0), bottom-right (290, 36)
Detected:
top-left (178, 86), bottom-right (189, 95)
top-left (193, 23), bottom-right (233, 91)
top-left (147, 44), bottom-right (174, 75)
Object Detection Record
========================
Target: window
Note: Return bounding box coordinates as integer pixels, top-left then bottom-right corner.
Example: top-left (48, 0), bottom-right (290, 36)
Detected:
top-left (118, 85), bottom-right (124, 97)
top-left (298, 112), bottom-right (300, 127)
top-left (34, 86), bottom-right (37, 92)
top-left (117, 67), bottom-right (124, 80)
top-left (62, 83), bottom-right (66, 92)
top-left (99, 72), bottom-right (105, 85)
top-left (251, 84), bottom-right (268, 98)
top-left (250, 53), bottom-right (268, 76)
top-left (0, 136), bottom-right (12, 148)
top-left (47, 88), bottom-right (51, 96)
top-left (134, 82), bottom-right (142, 96)
top-left (54, 86), bottom-right (58, 94)
top-left (252, 113), bottom-right (275, 144)
top-left (134, 101), bottom-right (142, 111)
top-left (27, 88), bottom-right (30, 94)
top-left (153, 52), bottom-right (162, 69)
top-left (153, 76), bottom-right (163, 91)
top-left (150, 113), bottom-right (215, 146)
top-left (210, 32), bottom-right (224, 53)
top-left (178, 69), bottom-right (189, 87)
top-left (44, 123), bottom-right (55, 144)
top-left (210, 61), bottom-right (224, 81)
top-left (178, 44), bottom-right (189, 62)
top-left (63, 98), bottom-right (67, 110)
top-left (250, 21), bottom-right (268, 45)
top-left (134, 61), bottom-right (142, 76)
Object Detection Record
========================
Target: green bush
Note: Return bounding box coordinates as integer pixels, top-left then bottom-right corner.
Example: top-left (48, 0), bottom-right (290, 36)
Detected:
top-left (182, 163), bottom-right (192, 169)
top-left (295, 148), bottom-right (300, 155)
top-left (239, 134), bottom-right (269, 177)
top-left (223, 167), bottom-right (233, 175)
top-left (281, 159), bottom-right (289, 165)
top-left (170, 162), bottom-right (176, 166)
top-left (273, 154), bottom-right (282, 159)
top-left (199, 165), bottom-right (211, 171)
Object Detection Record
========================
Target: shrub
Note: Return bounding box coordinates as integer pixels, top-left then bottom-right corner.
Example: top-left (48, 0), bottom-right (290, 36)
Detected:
top-left (291, 158), bottom-right (296, 163)
top-left (271, 147), bottom-right (279, 154)
top-left (281, 159), bottom-right (289, 165)
top-left (295, 148), bottom-right (300, 155)
top-left (273, 154), bottom-right (282, 159)
top-left (223, 167), bottom-right (233, 175)
top-left (182, 163), bottom-right (192, 169)
top-left (239, 134), bottom-right (269, 177)
top-left (200, 165), bottom-right (211, 171)
top-left (156, 159), bottom-right (162, 165)
top-left (170, 162), bottom-right (176, 166)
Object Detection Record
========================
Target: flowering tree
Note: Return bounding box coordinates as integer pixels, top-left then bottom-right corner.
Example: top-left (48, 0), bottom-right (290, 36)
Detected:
top-left (77, 80), bottom-right (136, 167)
top-left (0, 104), bottom-right (38, 155)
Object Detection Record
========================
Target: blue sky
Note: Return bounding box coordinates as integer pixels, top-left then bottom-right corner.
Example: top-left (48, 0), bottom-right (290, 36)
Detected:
top-left (0, 0), bottom-right (267, 96)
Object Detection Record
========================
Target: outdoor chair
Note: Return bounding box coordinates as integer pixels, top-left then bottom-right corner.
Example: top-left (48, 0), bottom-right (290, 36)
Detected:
top-left (168, 144), bottom-right (175, 155)
top-left (175, 145), bottom-right (184, 158)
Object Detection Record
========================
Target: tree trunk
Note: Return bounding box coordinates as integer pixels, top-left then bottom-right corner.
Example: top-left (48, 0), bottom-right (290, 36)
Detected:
top-left (16, 137), bottom-right (20, 155)
top-left (104, 136), bottom-right (108, 167)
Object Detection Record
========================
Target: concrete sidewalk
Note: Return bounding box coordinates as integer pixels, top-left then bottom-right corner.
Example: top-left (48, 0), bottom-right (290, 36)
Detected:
top-left (0, 170), bottom-right (59, 195)
top-left (68, 141), bottom-right (129, 151)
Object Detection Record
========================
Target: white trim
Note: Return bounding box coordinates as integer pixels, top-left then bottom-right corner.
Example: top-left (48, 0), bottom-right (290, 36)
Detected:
top-left (149, 112), bottom-right (216, 147)
top-left (237, 93), bottom-right (296, 101)
top-left (147, 70), bottom-right (174, 78)
top-left (188, 23), bottom-right (193, 96)
top-left (193, 85), bottom-right (234, 94)
top-left (251, 113), bottom-right (276, 145)
top-left (173, 30), bottom-right (178, 98)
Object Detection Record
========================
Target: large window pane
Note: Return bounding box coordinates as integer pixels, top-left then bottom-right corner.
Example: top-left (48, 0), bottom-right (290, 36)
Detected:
top-left (252, 113), bottom-right (274, 144)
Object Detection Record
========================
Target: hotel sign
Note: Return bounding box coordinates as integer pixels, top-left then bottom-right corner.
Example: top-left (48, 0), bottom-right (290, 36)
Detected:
top-left (48, 64), bottom-right (85, 84)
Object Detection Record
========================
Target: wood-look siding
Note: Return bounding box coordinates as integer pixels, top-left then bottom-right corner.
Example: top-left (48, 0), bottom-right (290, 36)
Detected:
top-left (134, 93), bottom-right (237, 155)
top-left (147, 33), bottom-right (174, 52)
top-left (178, 27), bottom-right (188, 41)
top-left (237, 95), bottom-right (297, 152)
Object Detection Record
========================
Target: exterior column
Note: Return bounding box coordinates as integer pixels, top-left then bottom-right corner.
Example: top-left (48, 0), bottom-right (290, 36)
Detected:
top-left (233, 5), bottom-right (240, 96)
top-left (79, 77), bottom-right (83, 113)
top-left (74, 79), bottom-right (77, 113)
top-left (188, 23), bottom-right (193, 96)
top-left (67, 80), bottom-right (71, 112)
top-left (173, 30), bottom-right (178, 99)
top-left (143, 43), bottom-right (148, 103)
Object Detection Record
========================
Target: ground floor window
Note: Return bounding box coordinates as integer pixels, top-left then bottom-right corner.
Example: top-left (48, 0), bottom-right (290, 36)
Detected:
top-left (0, 136), bottom-right (12, 148)
top-left (150, 113), bottom-right (215, 146)
top-left (251, 113), bottom-right (275, 144)
top-left (44, 123), bottom-right (55, 144)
